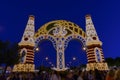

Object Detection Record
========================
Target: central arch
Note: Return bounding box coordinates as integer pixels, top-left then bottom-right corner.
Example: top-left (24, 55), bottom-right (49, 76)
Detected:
top-left (34, 20), bottom-right (86, 71)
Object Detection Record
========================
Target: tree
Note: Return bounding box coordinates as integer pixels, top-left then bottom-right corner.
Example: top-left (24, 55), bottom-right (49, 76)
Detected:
top-left (105, 57), bottom-right (120, 67)
top-left (114, 57), bottom-right (120, 67)
top-left (105, 57), bottom-right (114, 67)
top-left (0, 40), bottom-right (7, 65)
top-left (0, 40), bottom-right (19, 74)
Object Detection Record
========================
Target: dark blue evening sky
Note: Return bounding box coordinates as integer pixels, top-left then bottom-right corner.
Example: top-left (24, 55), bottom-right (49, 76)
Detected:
top-left (0, 0), bottom-right (120, 66)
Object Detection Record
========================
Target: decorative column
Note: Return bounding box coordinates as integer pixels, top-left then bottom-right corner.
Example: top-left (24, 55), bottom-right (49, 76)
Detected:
top-left (85, 15), bottom-right (109, 71)
top-left (13, 15), bottom-right (35, 72)
top-left (53, 24), bottom-right (67, 71)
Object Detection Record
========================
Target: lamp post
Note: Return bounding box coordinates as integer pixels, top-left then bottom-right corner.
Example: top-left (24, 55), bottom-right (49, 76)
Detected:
top-left (40, 57), bottom-right (49, 71)
top-left (48, 62), bottom-right (54, 68)
top-left (66, 64), bottom-right (70, 69)
top-left (51, 64), bottom-right (54, 67)
top-left (73, 57), bottom-right (76, 61)
top-left (41, 57), bottom-right (49, 66)
top-left (67, 64), bottom-right (69, 67)
top-left (72, 57), bottom-right (76, 67)
top-left (35, 47), bottom-right (40, 52)
top-left (49, 62), bottom-right (52, 65)
top-left (45, 57), bottom-right (48, 61)
top-left (69, 61), bottom-right (72, 67)
top-left (82, 46), bottom-right (87, 51)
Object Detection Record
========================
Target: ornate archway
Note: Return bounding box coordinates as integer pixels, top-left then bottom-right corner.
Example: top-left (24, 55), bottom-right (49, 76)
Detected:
top-left (34, 20), bottom-right (86, 71)
top-left (13, 15), bottom-right (108, 72)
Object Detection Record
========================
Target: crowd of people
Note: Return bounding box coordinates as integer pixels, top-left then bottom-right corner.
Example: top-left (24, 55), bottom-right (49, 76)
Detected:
top-left (0, 68), bottom-right (120, 80)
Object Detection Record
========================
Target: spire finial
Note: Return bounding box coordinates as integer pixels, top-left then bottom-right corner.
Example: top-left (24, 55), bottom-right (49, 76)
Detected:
top-left (19, 15), bottom-right (35, 46)
top-left (85, 15), bottom-right (102, 45)
top-left (85, 14), bottom-right (91, 18)
top-left (29, 15), bottom-right (35, 20)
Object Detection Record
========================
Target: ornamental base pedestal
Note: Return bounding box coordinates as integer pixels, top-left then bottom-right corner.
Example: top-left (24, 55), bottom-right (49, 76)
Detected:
top-left (52, 67), bottom-right (68, 71)
top-left (86, 62), bottom-right (109, 71)
top-left (13, 63), bottom-right (35, 72)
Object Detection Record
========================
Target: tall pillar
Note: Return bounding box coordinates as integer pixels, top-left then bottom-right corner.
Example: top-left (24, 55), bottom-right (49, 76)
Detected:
top-left (56, 38), bottom-right (66, 71)
top-left (85, 15), bottom-right (109, 71)
top-left (13, 15), bottom-right (35, 72)
top-left (53, 25), bottom-right (67, 71)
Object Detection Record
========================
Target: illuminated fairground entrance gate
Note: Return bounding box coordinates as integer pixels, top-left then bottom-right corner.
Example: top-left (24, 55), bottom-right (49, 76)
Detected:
top-left (13, 15), bottom-right (108, 72)
top-left (34, 20), bottom-right (86, 71)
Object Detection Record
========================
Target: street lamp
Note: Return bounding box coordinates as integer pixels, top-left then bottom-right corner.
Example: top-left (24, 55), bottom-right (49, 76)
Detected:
top-left (70, 62), bottom-right (72, 64)
top-left (49, 62), bottom-right (52, 64)
top-left (41, 57), bottom-right (49, 66)
top-left (35, 47), bottom-right (40, 52)
top-left (69, 61), bottom-right (72, 64)
top-left (67, 64), bottom-right (70, 67)
top-left (51, 64), bottom-right (54, 67)
top-left (48, 62), bottom-right (54, 67)
top-left (69, 61), bottom-right (72, 67)
top-left (67, 64), bottom-right (69, 65)
top-left (82, 46), bottom-right (87, 51)
top-left (73, 57), bottom-right (76, 61)
top-left (72, 57), bottom-right (77, 67)
top-left (45, 57), bottom-right (48, 61)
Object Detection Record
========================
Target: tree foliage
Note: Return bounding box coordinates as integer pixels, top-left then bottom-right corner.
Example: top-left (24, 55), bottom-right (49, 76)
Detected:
top-left (0, 40), bottom-right (20, 74)
top-left (105, 57), bottom-right (120, 67)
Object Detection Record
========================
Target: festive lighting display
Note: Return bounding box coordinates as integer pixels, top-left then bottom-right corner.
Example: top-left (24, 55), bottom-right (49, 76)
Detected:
top-left (13, 15), bottom-right (108, 72)
top-left (13, 15), bottom-right (35, 72)
top-left (85, 15), bottom-right (108, 71)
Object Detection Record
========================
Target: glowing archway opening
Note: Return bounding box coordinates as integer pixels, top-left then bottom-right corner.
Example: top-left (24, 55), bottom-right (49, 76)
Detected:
top-left (65, 39), bottom-right (87, 68)
top-left (34, 39), bottom-right (56, 68)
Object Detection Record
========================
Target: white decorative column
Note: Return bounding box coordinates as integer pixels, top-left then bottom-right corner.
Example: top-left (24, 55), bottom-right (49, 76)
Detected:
top-left (53, 24), bottom-right (68, 71)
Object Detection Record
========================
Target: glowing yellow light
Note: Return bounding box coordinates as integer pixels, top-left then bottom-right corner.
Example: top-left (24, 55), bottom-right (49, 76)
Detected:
top-left (82, 47), bottom-right (86, 51)
top-left (35, 47), bottom-right (40, 52)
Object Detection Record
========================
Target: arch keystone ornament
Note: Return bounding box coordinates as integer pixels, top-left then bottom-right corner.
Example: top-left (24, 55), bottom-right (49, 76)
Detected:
top-left (13, 15), bottom-right (108, 72)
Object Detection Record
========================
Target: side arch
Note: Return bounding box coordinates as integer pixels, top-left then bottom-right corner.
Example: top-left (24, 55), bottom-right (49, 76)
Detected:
top-left (64, 34), bottom-right (86, 49)
top-left (35, 35), bottom-right (57, 49)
